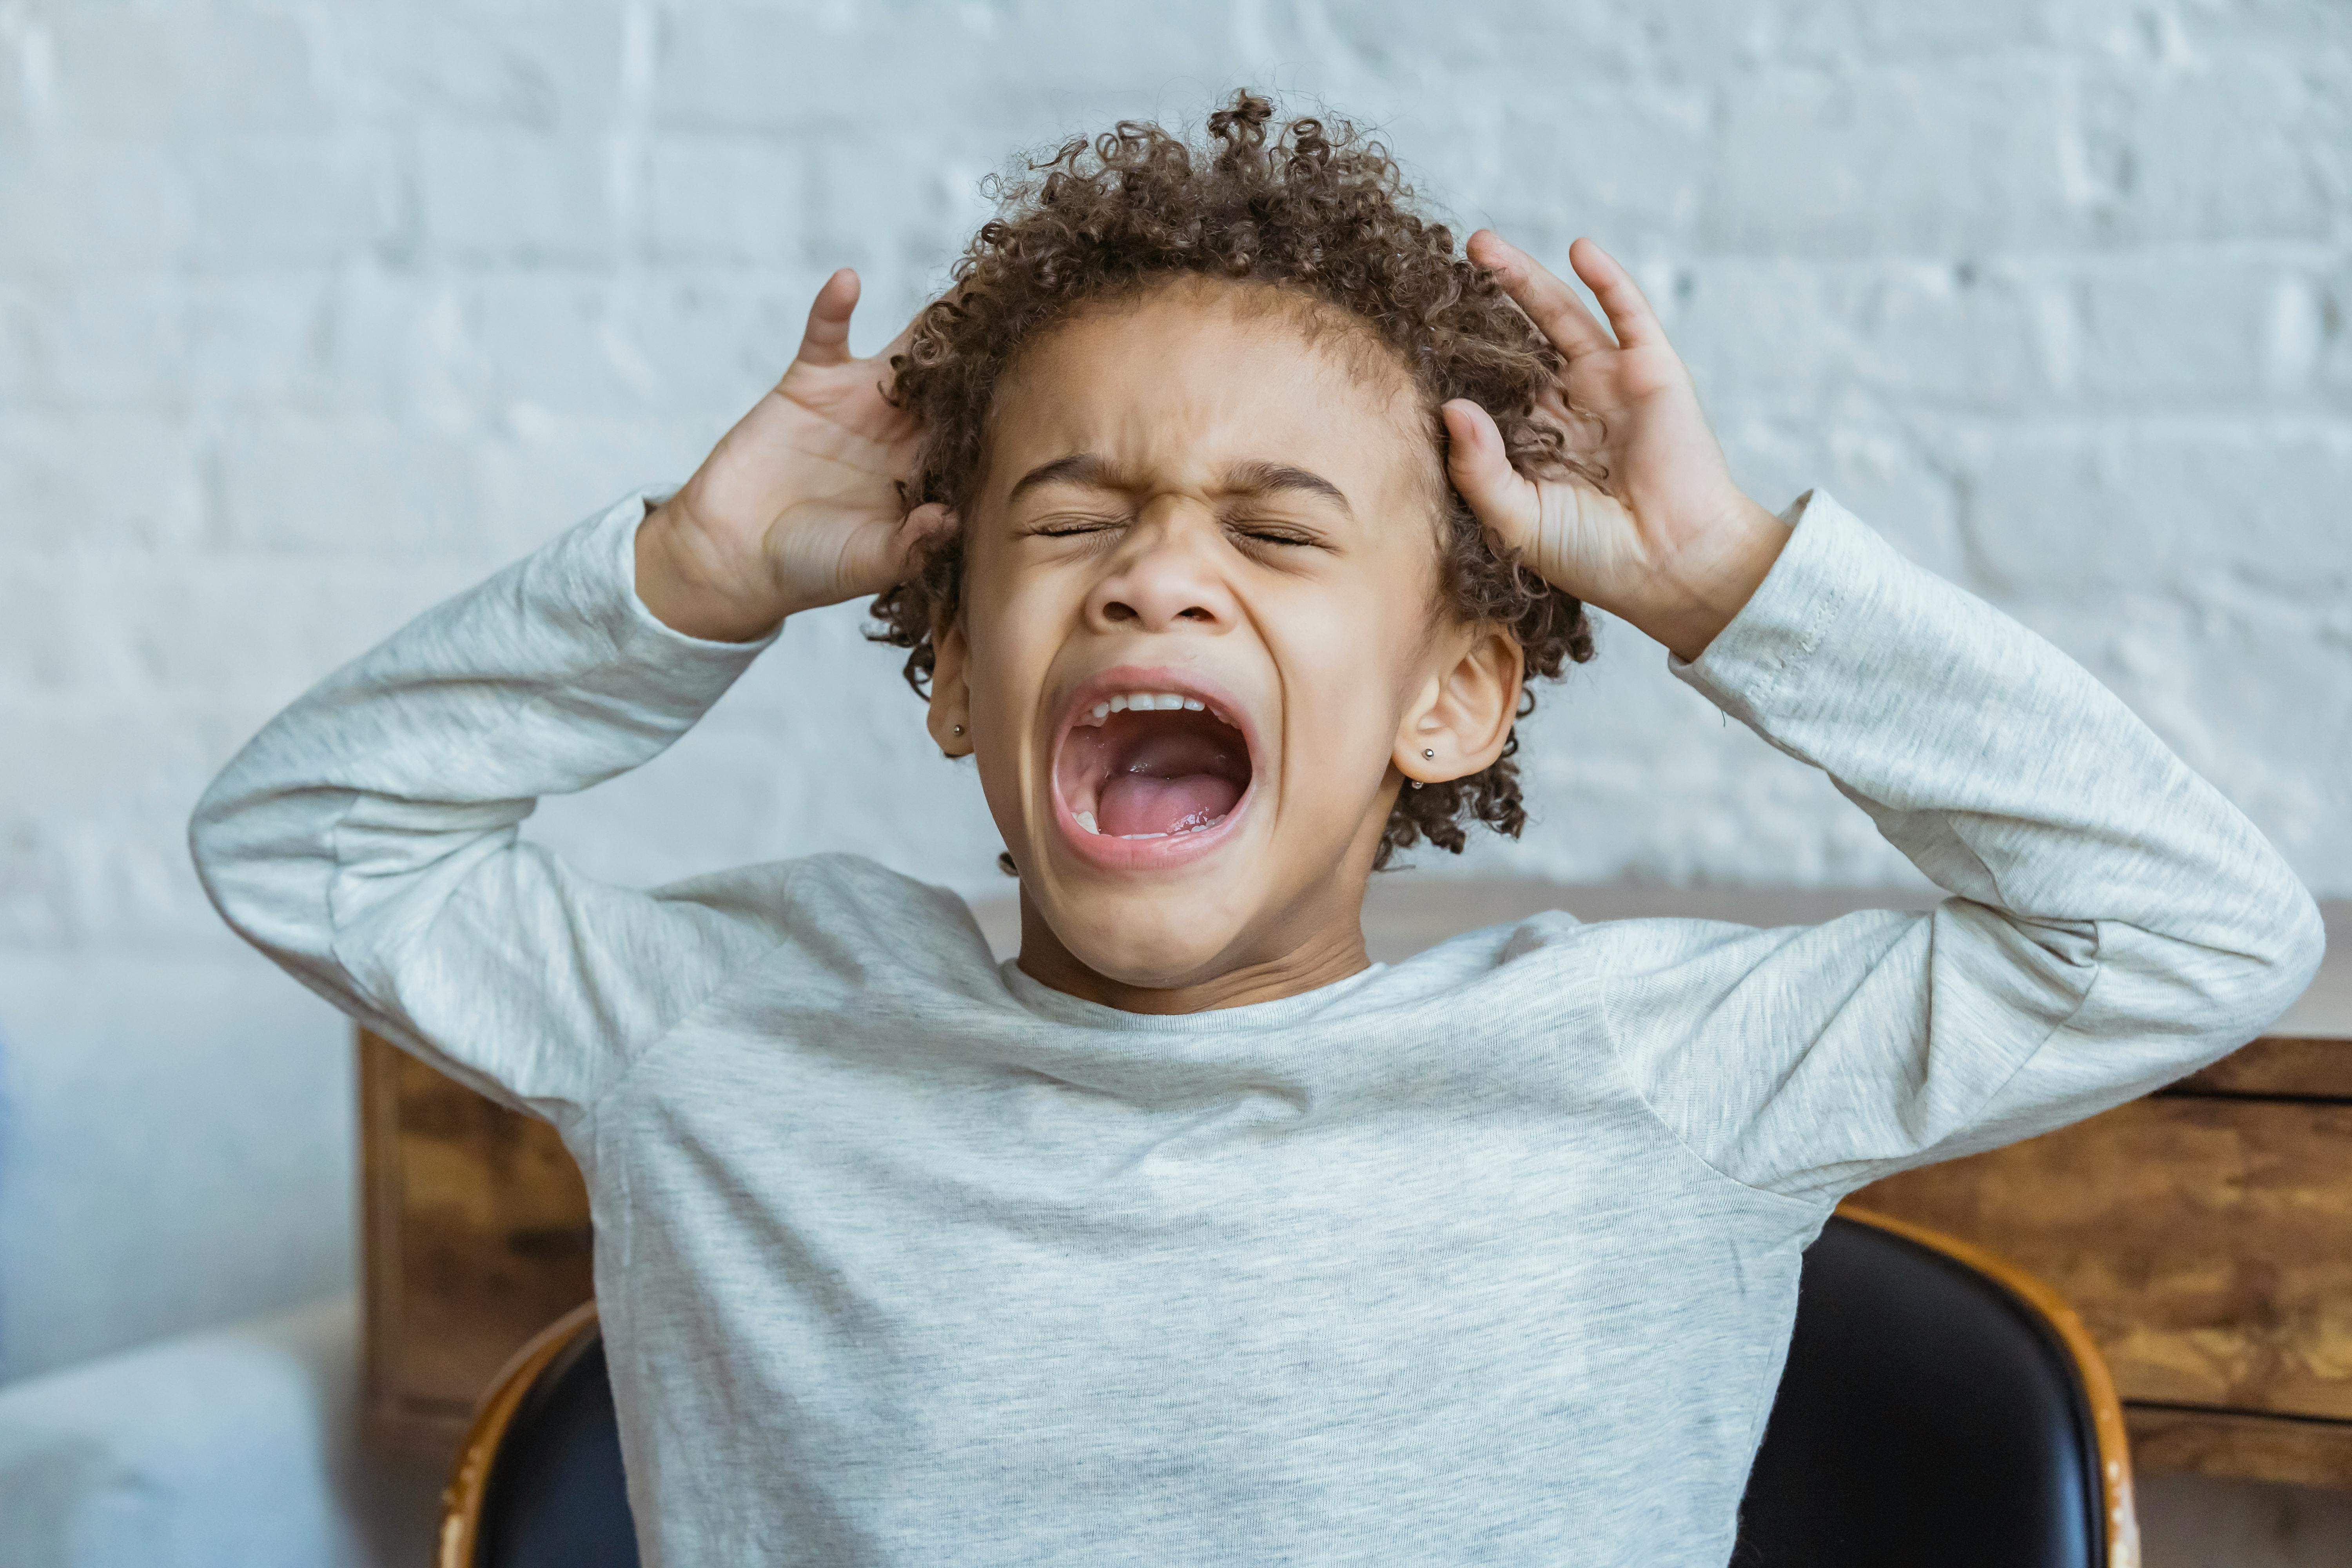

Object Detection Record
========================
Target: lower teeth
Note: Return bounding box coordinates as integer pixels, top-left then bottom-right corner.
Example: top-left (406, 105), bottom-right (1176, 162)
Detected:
top-left (1073, 811), bottom-right (1224, 840)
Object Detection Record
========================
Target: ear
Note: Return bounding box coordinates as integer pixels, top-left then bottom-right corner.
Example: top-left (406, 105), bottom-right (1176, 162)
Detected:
top-left (1395, 624), bottom-right (1523, 784)
top-left (926, 610), bottom-right (975, 758)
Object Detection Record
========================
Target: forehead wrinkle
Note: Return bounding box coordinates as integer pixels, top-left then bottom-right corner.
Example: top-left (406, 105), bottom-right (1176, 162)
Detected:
top-left (1007, 451), bottom-right (1132, 506)
top-left (1220, 457), bottom-right (1356, 520)
top-left (975, 273), bottom-right (1452, 576)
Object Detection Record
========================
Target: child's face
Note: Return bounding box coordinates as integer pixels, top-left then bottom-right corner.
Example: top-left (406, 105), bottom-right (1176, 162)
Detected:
top-left (929, 279), bottom-right (1521, 995)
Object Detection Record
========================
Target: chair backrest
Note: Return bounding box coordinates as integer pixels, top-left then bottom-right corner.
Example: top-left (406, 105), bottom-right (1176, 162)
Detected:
top-left (439, 1302), bottom-right (638, 1568)
top-left (1733, 1206), bottom-right (2138, 1568)
top-left (441, 1210), bottom-right (2138, 1566)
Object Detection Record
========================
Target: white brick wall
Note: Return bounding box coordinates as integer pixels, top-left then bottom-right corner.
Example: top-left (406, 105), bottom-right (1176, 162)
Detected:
top-left (4, 0), bottom-right (2343, 953)
top-left (1, 0), bottom-right (2346, 1547)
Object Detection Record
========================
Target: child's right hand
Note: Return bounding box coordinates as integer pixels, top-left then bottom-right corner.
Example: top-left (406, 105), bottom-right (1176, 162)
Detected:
top-left (635, 269), bottom-right (953, 643)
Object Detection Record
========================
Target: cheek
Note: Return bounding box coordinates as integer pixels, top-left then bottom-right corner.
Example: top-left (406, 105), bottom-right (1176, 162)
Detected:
top-left (1266, 589), bottom-right (1424, 778)
top-left (957, 576), bottom-right (1093, 808)
top-left (954, 541), bottom-right (1050, 720)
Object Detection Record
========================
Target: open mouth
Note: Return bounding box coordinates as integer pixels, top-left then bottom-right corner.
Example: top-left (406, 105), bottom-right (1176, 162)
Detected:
top-left (1053, 685), bottom-right (1254, 843)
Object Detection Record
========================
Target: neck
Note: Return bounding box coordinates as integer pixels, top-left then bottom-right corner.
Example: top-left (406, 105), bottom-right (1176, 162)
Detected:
top-left (1012, 892), bottom-right (1374, 1014)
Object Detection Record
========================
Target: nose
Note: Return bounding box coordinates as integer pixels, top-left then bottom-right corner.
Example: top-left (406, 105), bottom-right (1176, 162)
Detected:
top-left (1082, 501), bottom-right (1235, 634)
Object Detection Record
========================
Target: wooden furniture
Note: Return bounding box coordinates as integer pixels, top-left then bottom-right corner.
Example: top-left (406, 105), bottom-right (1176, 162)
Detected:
top-left (358, 881), bottom-right (2350, 1491)
top-left (359, 1029), bottom-right (595, 1456)
top-left (1852, 1031), bottom-right (2352, 1489)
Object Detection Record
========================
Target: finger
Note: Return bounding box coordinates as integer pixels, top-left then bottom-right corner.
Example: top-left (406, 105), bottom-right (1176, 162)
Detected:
top-left (1566, 237), bottom-right (1666, 350)
top-left (1466, 229), bottom-right (1614, 359)
top-left (793, 267), bottom-right (861, 368)
top-left (1441, 399), bottom-right (1540, 554)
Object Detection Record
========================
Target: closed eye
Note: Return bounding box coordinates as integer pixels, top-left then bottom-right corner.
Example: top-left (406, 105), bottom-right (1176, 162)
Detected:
top-left (1022, 516), bottom-right (1126, 539)
top-left (1228, 521), bottom-right (1327, 550)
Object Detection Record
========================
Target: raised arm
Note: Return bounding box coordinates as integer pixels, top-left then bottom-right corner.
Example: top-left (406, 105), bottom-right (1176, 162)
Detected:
top-left (189, 272), bottom-right (950, 1126)
top-left (1450, 233), bottom-right (2327, 1200)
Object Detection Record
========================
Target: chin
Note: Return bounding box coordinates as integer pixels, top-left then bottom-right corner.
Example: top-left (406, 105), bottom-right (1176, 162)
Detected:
top-left (1032, 875), bottom-right (1259, 990)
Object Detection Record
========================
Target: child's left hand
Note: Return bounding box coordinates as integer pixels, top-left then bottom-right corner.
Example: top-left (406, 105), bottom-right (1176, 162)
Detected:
top-left (1442, 232), bottom-right (1790, 663)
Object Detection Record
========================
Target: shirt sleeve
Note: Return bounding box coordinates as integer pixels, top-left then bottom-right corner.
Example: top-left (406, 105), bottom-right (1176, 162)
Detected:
top-left (1598, 488), bottom-right (2328, 1205)
top-left (187, 482), bottom-right (800, 1129)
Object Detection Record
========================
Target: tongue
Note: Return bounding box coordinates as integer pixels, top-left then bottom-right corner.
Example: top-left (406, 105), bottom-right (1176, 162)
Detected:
top-left (1097, 771), bottom-right (1242, 837)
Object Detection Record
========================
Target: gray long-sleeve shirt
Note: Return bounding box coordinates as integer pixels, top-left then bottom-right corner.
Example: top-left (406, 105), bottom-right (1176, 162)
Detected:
top-left (189, 481), bottom-right (2324, 1566)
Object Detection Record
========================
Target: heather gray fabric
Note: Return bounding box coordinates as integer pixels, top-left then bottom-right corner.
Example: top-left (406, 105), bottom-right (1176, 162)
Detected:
top-left (189, 481), bottom-right (2324, 1566)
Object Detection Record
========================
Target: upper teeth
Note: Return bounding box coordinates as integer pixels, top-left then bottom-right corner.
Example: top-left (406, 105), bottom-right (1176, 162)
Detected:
top-left (1088, 691), bottom-right (1212, 722)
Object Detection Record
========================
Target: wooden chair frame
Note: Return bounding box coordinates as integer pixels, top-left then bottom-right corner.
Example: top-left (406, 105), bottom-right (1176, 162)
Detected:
top-left (437, 1210), bottom-right (2140, 1568)
top-left (437, 1299), bottom-right (601, 1568)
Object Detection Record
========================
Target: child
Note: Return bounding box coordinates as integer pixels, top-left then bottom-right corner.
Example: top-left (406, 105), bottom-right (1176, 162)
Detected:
top-left (191, 93), bottom-right (2322, 1565)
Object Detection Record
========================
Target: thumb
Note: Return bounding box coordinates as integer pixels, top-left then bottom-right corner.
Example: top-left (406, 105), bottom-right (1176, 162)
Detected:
top-left (882, 503), bottom-right (958, 583)
top-left (1442, 400), bottom-right (1540, 556)
top-left (897, 502), bottom-right (957, 562)
top-left (823, 503), bottom-right (958, 604)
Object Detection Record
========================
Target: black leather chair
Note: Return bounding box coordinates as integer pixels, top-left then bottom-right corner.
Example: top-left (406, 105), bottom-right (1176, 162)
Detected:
top-left (1733, 1205), bottom-right (2136, 1567)
top-left (439, 1207), bottom-right (2137, 1567)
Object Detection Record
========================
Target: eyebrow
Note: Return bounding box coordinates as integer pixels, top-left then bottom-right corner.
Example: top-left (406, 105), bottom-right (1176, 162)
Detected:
top-left (1006, 452), bottom-right (1356, 520)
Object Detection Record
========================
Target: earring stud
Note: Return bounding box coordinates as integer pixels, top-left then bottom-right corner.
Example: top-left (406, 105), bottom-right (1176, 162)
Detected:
top-left (1422, 748), bottom-right (1436, 759)
top-left (952, 724), bottom-right (964, 735)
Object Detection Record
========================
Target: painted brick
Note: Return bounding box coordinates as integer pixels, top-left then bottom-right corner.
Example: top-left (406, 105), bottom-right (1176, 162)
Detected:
top-left (413, 123), bottom-right (617, 264)
top-left (1668, 259), bottom-right (2058, 416)
top-left (652, 4), bottom-right (1232, 133)
top-left (327, 3), bottom-right (627, 130)
top-left (179, 273), bottom-right (347, 409)
top-left (179, 134), bottom-right (401, 269)
top-left (0, 555), bottom-right (138, 693)
top-left (642, 130), bottom-right (810, 264)
top-left (209, 414), bottom-right (488, 558)
top-left (1953, 421), bottom-right (2352, 602)
top-left (473, 416), bottom-right (715, 551)
top-left (459, 272), bottom-right (662, 416)
top-left (312, 266), bottom-right (487, 424)
top-left (1833, 262), bottom-right (2062, 409)
top-left (0, 26), bottom-right (28, 134)
top-left (1718, 417), bottom-right (1967, 582)
top-left (0, 142), bottom-right (197, 272)
top-left (1707, 63), bottom-right (2079, 256)
top-left (1482, 91), bottom-right (1713, 251)
top-left (0, 412), bottom-right (208, 552)
top-left (616, 269), bottom-right (835, 410)
top-left (100, 552), bottom-right (499, 705)
top-left (2073, 53), bottom-right (2344, 244)
top-left (2314, 260), bottom-right (2352, 395)
top-left (2068, 253), bottom-right (2311, 403)
top-left (0, 275), bottom-right (186, 408)
top-left (4, 270), bottom-right (350, 413)
top-left (44, 5), bottom-right (327, 136)
top-left (1773, 0), bottom-right (2138, 60)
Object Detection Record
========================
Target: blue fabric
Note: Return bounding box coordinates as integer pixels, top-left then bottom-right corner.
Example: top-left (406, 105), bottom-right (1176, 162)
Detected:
top-left (0, 1296), bottom-right (443, 1568)
top-left (0, 953), bottom-right (353, 1388)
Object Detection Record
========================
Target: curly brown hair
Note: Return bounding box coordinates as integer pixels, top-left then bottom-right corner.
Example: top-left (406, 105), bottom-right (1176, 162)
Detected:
top-left (868, 88), bottom-right (1596, 872)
